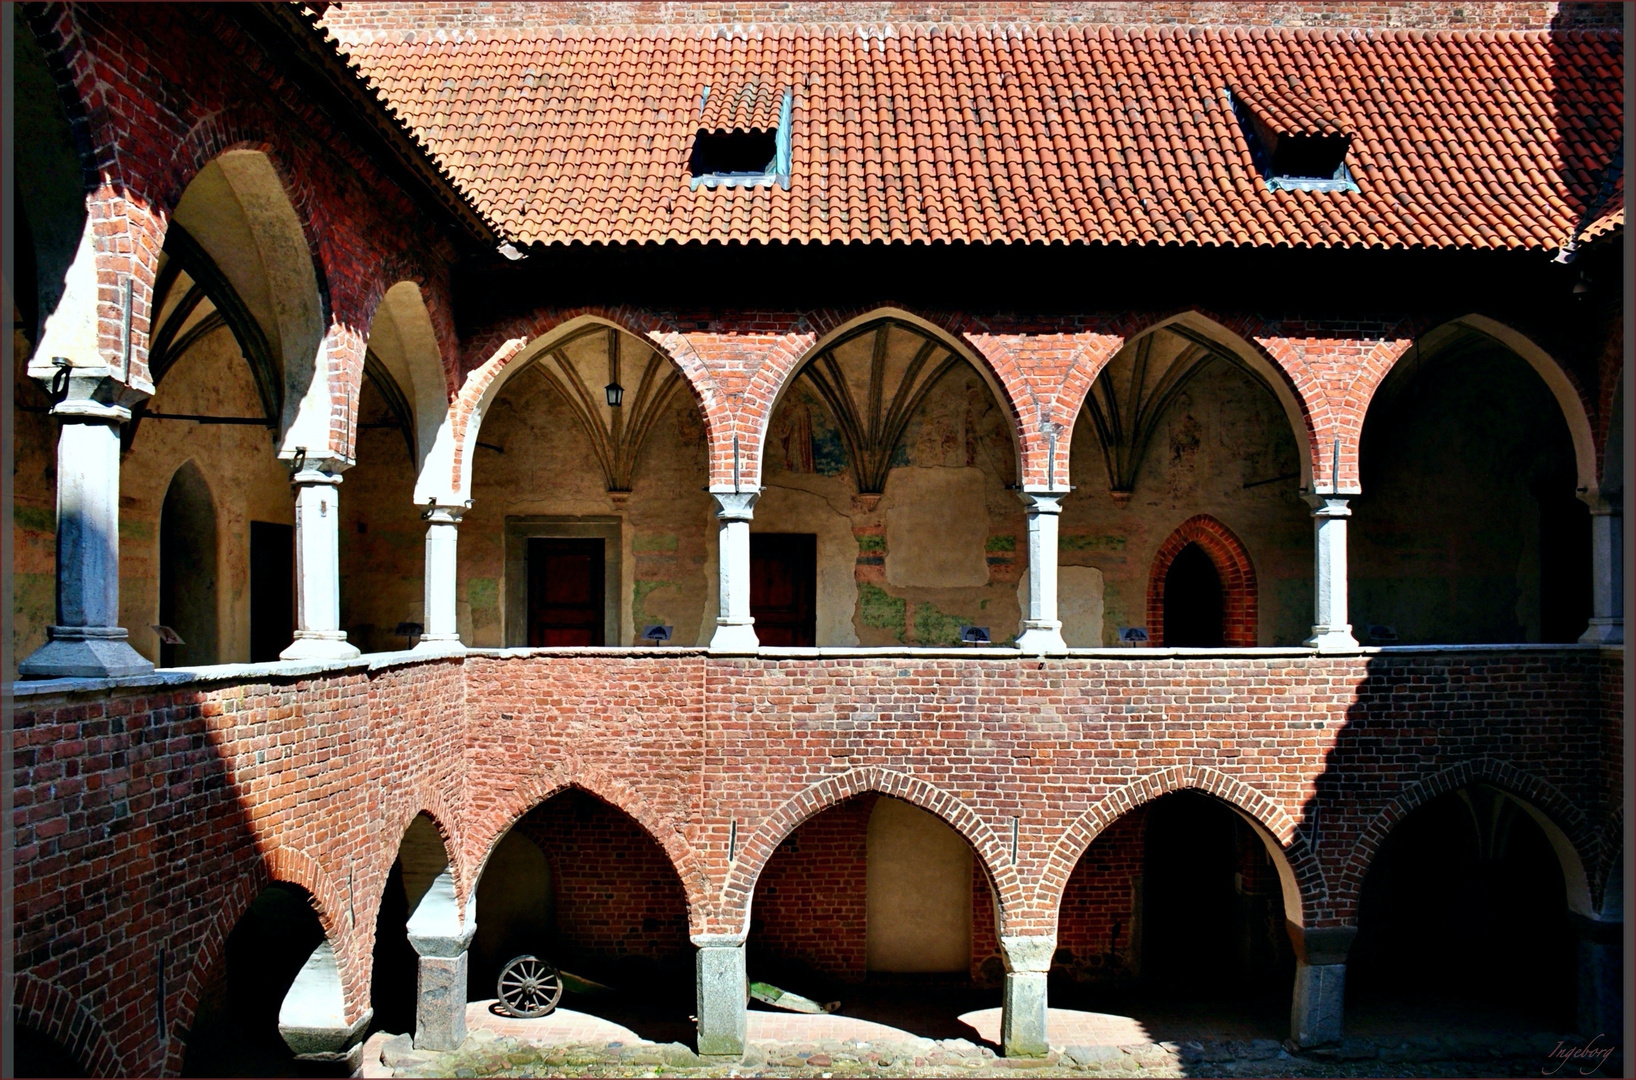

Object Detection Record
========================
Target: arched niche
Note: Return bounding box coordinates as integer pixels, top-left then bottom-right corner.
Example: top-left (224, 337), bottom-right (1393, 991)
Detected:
top-left (158, 461), bottom-right (219, 666)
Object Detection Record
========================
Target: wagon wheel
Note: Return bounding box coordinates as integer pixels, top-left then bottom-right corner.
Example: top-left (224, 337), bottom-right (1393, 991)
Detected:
top-left (497, 954), bottom-right (564, 1018)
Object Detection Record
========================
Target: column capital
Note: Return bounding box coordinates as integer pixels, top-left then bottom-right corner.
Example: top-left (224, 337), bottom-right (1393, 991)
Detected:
top-left (998, 934), bottom-right (1057, 973)
top-left (1017, 487), bottom-right (1068, 514)
top-left (1577, 487), bottom-right (1622, 516)
top-left (1285, 922), bottom-right (1357, 966)
top-left (421, 501), bottom-right (471, 524)
top-left (289, 465), bottom-right (346, 487)
top-left (41, 367), bottom-right (149, 423)
top-left (709, 487), bottom-right (760, 520)
top-left (1303, 493), bottom-right (1352, 517)
top-left (690, 932), bottom-right (748, 949)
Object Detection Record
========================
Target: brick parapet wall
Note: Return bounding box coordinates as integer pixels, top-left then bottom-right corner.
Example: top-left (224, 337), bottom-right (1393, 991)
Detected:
top-left (319, 2), bottom-right (1623, 43)
top-left (8, 645), bottom-right (1621, 1074)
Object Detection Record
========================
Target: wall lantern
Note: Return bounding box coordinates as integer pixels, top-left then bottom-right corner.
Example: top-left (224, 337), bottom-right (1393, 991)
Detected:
top-left (605, 382), bottom-right (624, 407)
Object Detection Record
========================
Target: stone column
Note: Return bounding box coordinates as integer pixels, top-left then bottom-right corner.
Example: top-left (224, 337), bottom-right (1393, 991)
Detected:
top-left (709, 489), bottom-right (760, 653)
top-left (1287, 924), bottom-right (1354, 1047)
top-left (406, 871), bottom-right (477, 1051)
top-left (999, 934), bottom-right (1054, 1058)
top-left (19, 370), bottom-right (155, 679)
top-left (414, 503), bottom-right (467, 652)
top-left (1016, 490), bottom-right (1068, 654)
top-left (693, 934), bottom-right (748, 1057)
top-left (1304, 495), bottom-right (1359, 652)
top-left (1578, 492), bottom-right (1623, 644)
top-left (1572, 914), bottom-right (1623, 1042)
top-left (278, 942), bottom-right (371, 1072)
top-left (280, 465), bottom-right (361, 661)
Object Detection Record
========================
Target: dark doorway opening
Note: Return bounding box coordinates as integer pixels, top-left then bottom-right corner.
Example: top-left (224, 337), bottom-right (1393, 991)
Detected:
top-left (249, 521), bottom-right (295, 662)
top-left (1163, 543), bottom-right (1224, 647)
top-left (527, 538), bottom-right (605, 646)
top-left (1535, 482), bottom-right (1592, 642)
top-left (1348, 785), bottom-right (1575, 1030)
top-left (1141, 791), bottom-right (1240, 990)
top-left (160, 462), bottom-right (219, 667)
top-left (751, 533), bottom-right (817, 646)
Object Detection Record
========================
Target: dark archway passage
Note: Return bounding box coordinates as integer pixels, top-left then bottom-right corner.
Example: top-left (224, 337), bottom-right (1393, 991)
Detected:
top-left (13, 1024), bottom-right (87, 1079)
top-left (159, 462), bottom-right (219, 666)
top-left (1161, 543), bottom-right (1224, 647)
top-left (1348, 785), bottom-right (1576, 1031)
top-left (181, 883), bottom-right (326, 1077)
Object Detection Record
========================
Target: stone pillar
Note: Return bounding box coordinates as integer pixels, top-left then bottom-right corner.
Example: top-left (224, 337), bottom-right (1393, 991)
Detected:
top-left (406, 871), bottom-right (477, 1051)
top-left (1304, 495), bottom-right (1358, 652)
top-left (1287, 924), bottom-right (1355, 1047)
top-left (999, 934), bottom-right (1054, 1058)
top-left (19, 370), bottom-right (155, 679)
top-left (709, 489), bottom-right (760, 653)
top-left (278, 942), bottom-right (371, 1072)
top-left (414, 502), bottom-right (467, 652)
top-left (1016, 490), bottom-right (1068, 654)
top-left (693, 935), bottom-right (748, 1057)
top-left (1572, 914), bottom-right (1623, 1042)
top-left (280, 466), bottom-right (361, 661)
top-left (1578, 492), bottom-right (1623, 644)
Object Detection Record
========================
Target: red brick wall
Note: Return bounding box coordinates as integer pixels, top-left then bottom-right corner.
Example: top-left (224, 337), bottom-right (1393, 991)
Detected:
top-left (1056, 811), bottom-right (1145, 983)
top-left (516, 790), bottom-right (693, 966)
top-left (319, 1), bottom-right (1619, 42)
top-left (751, 795), bottom-right (874, 980)
top-left (9, 647), bottom-right (1621, 1076)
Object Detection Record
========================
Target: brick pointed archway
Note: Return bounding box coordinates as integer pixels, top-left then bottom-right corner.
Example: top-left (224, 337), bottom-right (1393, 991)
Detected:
top-left (1146, 514), bottom-right (1258, 647)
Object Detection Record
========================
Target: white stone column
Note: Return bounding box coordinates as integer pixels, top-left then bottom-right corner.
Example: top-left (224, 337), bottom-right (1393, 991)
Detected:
top-left (999, 934), bottom-right (1054, 1058)
top-left (19, 370), bottom-right (155, 679)
top-left (1578, 492), bottom-right (1623, 644)
top-left (1304, 495), bottom-right (1358, 652)
top-left (278, 942), bottom-right (371, 1070)
top-left (1287, 924), bottom-right (1354, 1047)
top-left (1016, 490), bottom-right (1067, 654)
top-left (406, 871), bottom-right (477, 1051)
top-left (693, 934), bottom-right (748, 1057)
top-left (709, 488), bottom-right (760, 653)
top-left (414, 503), bottom-right (467, 652)
top-left (280, 466), bottom-right (361, 661)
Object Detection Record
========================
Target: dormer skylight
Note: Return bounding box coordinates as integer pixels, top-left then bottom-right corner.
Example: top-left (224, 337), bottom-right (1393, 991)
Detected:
top-left (690, 81), bottom-right (792, 190)
top-left (1228, 84), bottom-right (1356, 193)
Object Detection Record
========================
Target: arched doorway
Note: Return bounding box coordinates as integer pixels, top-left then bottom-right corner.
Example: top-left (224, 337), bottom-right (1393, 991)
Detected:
top-left (1348, 784), bottom-right (1576, 1031)
top-left (181, 883), bottom-right (327, 1077)
top-left (1161, 543), bottom-right (1224, 647)
top-left (159, 462), bottom-right (219, 666)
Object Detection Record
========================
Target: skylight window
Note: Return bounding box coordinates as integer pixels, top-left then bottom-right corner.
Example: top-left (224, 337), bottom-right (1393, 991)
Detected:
top-left (1227, 85), bottom-right (1356, 193)
top-left (689, 82), bottom-right (792, 190)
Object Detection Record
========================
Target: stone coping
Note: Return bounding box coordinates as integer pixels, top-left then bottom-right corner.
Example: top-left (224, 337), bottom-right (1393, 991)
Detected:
top-left (5, 640), bottom-right (1619, 700)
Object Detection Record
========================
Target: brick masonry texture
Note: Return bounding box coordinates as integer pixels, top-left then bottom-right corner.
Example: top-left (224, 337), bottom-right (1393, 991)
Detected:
top-left (9, 647), bottom-right (1621, 1076)
top-left (318, 2), bottom-right (1625, 40)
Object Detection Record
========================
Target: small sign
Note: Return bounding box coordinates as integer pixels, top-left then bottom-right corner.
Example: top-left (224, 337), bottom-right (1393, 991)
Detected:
top-left (642, 624), bottom-right (674, 643)
top-left (152, 625), bottom-right (185, 645)
top-left (1367, 624), bottom-right (1398, 643)
top-left (1119, 626), bottom-right (1149, 645)
top-left (394, 621), bottom-right (424, 639)
top-left (959, 625), bottom-right (991, 645)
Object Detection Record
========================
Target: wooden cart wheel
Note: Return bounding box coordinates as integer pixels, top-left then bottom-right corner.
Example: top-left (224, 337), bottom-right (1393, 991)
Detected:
top-left (496, 954), bottom-right (563, 1018)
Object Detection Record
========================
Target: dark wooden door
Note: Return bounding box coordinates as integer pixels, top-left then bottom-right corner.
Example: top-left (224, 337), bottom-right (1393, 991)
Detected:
top-left (528, 538), bottom-right (605, 646)
top-left (249, 521), bottom-right (294, 662)
top-left (751, 533), bottom-right (816, 646)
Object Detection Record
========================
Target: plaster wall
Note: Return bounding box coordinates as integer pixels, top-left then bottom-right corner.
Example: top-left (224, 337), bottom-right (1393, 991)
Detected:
top-left (866, 797), bottom-right (974, 973)
top-left (118, 332), bottom-right (294, 665)
top-left (1062, 342), bottom-right (1311, 645)
top-left (460, 343), bottom-right (714, 646)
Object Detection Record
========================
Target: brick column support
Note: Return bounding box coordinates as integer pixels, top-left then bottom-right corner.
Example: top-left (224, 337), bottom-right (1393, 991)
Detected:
top-left (1287, 924), bottom-right (1355, 1047)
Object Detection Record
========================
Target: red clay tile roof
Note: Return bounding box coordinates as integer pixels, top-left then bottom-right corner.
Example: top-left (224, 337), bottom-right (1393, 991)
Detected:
top-left (1580, 187), bottom-right (1624, 243)
top-left (699, 78), bottom-right (786, 133)
top-left (341, 26), bottom-right (1623, 249)
top-left (1229, 81), bottom-right (1349, 138)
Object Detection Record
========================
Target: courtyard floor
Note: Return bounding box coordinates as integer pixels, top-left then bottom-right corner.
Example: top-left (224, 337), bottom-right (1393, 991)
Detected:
top-left (358, 989), bottom-right (1615, 1079)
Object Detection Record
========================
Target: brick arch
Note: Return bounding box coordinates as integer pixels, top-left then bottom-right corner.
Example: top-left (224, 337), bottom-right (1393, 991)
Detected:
top-left (435, 308), bottom-right (726, 503)
top-left (14, 971), bottom-right (129, 1079)
top-left (163, 869), bottom-right (267, 1076)
top-left (1355, 313), bottom-right (1602, 494)
top-left (388, 797), bottom-right (468, 899)
top-left (743, 304), bottom-right (1040, 489)
top-left (1339, 756), bottom-right (1596, 923)
top-left (1146, 514), bottom-right (1258, 647)
top-left (464, 763), bottom-right (711, 934)
top-left (1040, 764), bottom-right (1326, 929)
top-left (720, 766), bottom-right (1026, 936)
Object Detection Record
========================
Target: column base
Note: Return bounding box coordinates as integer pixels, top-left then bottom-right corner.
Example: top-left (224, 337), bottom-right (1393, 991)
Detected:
top-left (695, 940), bottom-right (748, 1057)
top-left (1290, 962), bottom-right (1346, 1047)
top-left (1001, 971), bottom-right (1050, 1057)
top-left (709, 621), bottom-right (760, 655)
top-left (1015, 621), bottom-right (1067, 655)
top-left (414, 952), bottom-right (469, 1051)
top-left (1578, 618), bottom-right (1623, 645)
top-left (411, 635), bottom-right (467, 655)
top-left (18, 627), bottom-right (155, 679)
top-left (1305, 626), bottom-right (1359, 653)
top-left (280, 631), bottom-right (361, 662)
